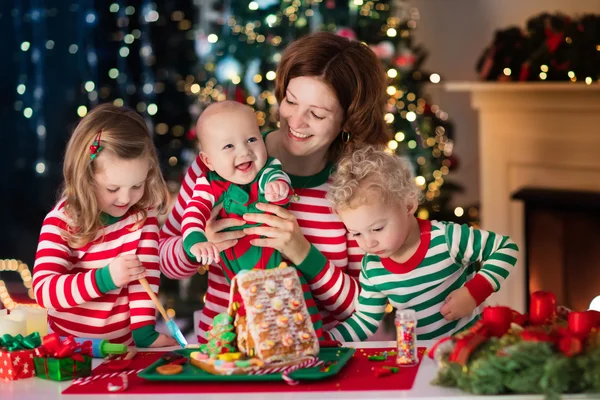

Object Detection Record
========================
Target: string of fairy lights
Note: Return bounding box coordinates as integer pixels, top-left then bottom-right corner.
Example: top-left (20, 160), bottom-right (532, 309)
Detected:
top-left (190, 0), bottom-right (472, 220)
top-left (10, 0), bottom-right (463, 219)
top-left (7, 0), bottom-right (480, 307)
top-left (0, 260), bottom-right (37, 310)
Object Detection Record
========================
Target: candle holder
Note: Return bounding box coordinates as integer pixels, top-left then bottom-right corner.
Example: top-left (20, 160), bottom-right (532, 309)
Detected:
top-left (10, 306), bottom-right (48, 336)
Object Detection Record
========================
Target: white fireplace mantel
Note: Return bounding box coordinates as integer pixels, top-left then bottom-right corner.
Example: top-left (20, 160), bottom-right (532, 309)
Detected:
top-left (446, 82), bottom-right (600, 312)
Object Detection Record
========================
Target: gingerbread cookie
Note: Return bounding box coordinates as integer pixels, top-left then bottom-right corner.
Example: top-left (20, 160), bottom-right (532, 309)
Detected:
top-left (156, 364), bottom-right (183, 375)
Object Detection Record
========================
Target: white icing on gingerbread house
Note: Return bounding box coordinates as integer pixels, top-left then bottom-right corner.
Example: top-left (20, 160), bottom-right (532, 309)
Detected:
top-left (228, 266), bottom-right (319, 364)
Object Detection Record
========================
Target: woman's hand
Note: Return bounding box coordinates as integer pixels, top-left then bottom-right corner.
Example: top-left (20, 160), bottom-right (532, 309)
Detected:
top-left (242, 203), bottom-right (311, 265)
top-left (204, 203), bottom-right (246, 252)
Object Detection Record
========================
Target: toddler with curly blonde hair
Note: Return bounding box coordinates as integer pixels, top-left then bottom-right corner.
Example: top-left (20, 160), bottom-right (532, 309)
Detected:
top-left (324, 146), bottom-right (519, 341)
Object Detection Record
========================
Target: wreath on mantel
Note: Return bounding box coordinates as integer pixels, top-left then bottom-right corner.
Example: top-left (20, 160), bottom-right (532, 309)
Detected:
top-left (477, 13), bottom-right (600, 83)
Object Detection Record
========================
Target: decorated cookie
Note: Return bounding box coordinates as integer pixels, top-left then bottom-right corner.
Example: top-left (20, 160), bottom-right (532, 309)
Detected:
top-left (156, 364), bottom-right (183, 375)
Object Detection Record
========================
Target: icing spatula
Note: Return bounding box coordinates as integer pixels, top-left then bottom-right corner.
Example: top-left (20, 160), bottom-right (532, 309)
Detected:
top-left (138, 277), bottom-right (188, 348)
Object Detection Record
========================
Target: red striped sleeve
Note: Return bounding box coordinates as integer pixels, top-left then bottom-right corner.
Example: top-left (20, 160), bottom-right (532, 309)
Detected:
top-left (33, 205), bottom-right (103, 310)
top-left (181, 175), bottom-right (215, 239)
top-left (159, 156), bottom-right (205, 279)
top-left (33, 201), bottom-right (163, 344)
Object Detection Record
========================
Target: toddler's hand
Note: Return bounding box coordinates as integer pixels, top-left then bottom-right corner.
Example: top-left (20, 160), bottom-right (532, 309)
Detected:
top-left (190, 242), bottom-right (220, 265)
top-left (264, 181), bottom-right (290, 203)
top-left (148, 333), bottom-right (178, 348)
top-left (109, 254), bottom-right (145, 288)
top-left (439, 287), bottom-right (477, 321)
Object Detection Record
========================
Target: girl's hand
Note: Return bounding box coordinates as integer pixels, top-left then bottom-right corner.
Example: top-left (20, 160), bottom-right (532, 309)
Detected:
top-left (109, 254), bottom-right (145, 287)
top-left (204, 203), bottom-right (246, 252)
top-left (242, 203), bottom-right (311, 265)
top-left (148, 333), bottom-right (178, 348)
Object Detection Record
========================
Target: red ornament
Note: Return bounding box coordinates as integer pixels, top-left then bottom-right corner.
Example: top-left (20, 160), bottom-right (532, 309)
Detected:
top-left (544, 26), bottom-right (564, 53)
top-left (395, 53), bottom-right (417, 69)
top-left (529, 291), bottom-right (556, 325)
top-left (186, 127), bottom-right (197, 141)
top-left (336, 27), bottom-right (357, 41)
top-left (511, 310), bottom-right (528, 327)
top-left (482, 306), bottom-right (513, 337)
top-left (558, 334), bottom-right (583, 357)
top-left (448, 333), bottom-right (488, 365)
top-left (519, 62), bottom-right (531, 81)
top-left (567, 311), bottom-right (595, 338)
top-left (234, 87), bottom-right (245, 103)
top-left (446, 155), bottom-right (459, 170)
top-left (520, 329), bottom-right (553, 343)
top-left (90, 145), bottom-right (98, 153)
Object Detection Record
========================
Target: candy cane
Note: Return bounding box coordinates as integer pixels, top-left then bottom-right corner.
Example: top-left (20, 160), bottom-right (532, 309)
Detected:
top-left (247, 358), bottom-right (323, 386)
top-left (72, 368), bottom-right (144, 385)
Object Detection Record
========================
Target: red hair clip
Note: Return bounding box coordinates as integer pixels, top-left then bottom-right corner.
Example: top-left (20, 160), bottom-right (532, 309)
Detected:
top-left (90, 130), bottom-right (103, 160)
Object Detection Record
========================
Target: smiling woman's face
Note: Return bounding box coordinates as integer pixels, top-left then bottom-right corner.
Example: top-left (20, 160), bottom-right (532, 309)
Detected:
top-left (277, 76), bottom-right (345, 160)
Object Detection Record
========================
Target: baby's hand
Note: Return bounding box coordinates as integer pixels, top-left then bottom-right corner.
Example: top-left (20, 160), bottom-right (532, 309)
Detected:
top-left (109, 254), bottom-right (145, 288)
top-left (439, 287), bottom-right (477, 321)
top-left (190, 242), bottom-right (220, 265)
top-left (264, 180), bottom-right (290, 203)
top-left (148, 333), bottom-right (178, 348)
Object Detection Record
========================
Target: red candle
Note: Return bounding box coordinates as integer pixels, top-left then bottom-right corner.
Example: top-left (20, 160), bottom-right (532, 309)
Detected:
top-left (568, 311), bottom-right (595, 338)
top-left (587, 310), bottom-right (600, 327)
top-left (482, 306), bottom-right (513, 337)
top-left (529, 291), bottom-right (556, 325)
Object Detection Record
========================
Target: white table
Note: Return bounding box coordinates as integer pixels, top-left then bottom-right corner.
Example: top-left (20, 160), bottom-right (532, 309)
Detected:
top-left (2, 341), bottom-right (595, 400)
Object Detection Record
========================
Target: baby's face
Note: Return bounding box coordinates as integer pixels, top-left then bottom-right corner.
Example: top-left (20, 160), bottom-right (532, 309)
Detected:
top-left (199, 111), bottom-right (267, 185)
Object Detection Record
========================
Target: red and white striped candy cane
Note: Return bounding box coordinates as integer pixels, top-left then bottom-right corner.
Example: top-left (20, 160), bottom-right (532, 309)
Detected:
top-left (247, 358), bottom-right (324, 386)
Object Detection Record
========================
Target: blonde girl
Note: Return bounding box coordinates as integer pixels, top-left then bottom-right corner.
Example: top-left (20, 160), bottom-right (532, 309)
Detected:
top-left (33, 103), bottom-right (177, 346)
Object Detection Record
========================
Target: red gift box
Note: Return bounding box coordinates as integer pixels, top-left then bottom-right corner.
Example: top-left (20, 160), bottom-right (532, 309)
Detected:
top-left (0, 348), bottom-right (36, 381)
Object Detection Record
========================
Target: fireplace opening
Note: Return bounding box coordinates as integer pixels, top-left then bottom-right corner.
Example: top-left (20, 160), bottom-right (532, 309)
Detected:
top-left (512, 188), bottom-right (600, 312)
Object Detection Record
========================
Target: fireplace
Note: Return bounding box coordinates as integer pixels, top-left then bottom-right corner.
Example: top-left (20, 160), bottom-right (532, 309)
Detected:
top-left (513, 188), bottom-right (600, 312)
top-left (447, 82), bottom-right (600, 312)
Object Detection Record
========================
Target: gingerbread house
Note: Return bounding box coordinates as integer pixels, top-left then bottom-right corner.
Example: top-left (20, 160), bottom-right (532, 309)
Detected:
top-left (227, 266), bottom-right (319, 364)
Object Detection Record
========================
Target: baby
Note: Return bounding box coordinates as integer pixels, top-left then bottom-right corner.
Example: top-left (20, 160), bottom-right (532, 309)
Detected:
top-left (182, 101), bottom-right (292, 275)
top-left (181, 101), bottom-right (323, 339)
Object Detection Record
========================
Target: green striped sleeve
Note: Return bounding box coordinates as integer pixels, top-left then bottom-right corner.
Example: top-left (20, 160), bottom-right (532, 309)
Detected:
top-left (446, 222), bottom-right (519, 292)
top-left (326, 258), bottom-right (387, 342)
top-left (258, 157), bottom-right (291, 193)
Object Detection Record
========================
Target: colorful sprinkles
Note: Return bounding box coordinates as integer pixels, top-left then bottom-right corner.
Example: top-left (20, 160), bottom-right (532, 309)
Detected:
top-left (395, 318), bottom-right (418, 365)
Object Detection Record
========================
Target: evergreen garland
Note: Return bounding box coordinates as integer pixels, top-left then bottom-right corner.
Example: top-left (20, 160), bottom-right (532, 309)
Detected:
top-left (432, 330), bottom-right (600, 400)
top-left (477, 12), bottom-right (600, 82)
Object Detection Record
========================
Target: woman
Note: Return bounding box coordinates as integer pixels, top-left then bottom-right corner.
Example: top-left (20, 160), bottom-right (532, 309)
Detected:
top-left (159, 31), bottom-right (391, 341)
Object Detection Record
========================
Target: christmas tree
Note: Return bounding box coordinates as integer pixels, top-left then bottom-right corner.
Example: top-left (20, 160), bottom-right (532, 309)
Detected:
top-left (4, 2), bottom-right (202, 322)
top-left (193, 0), bottom-right (474, 224)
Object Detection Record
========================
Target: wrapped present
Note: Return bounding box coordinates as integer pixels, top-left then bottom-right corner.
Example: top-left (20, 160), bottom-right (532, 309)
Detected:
top-left (33, 333), bottom-right (92, 381)
top-left (0, 332), bottom-right (42, 381)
